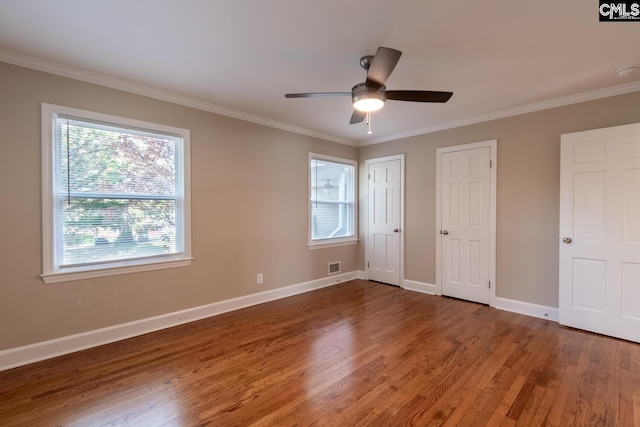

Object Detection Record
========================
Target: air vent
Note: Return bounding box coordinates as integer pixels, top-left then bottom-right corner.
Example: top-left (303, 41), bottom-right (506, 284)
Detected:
top-left (328, 261), bottom-right (341, 275)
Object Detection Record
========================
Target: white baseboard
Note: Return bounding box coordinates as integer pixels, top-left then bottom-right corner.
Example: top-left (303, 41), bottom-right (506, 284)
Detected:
top-left (402, 279), bottom-right (438, 295)
top-left (357, 270), bottom-right (368, 280)
top-left (400, 281), bottom-right (559, 322)
top-left (494, 297), bottom-right (559, 322)
top-left (0, 271), bottom-right (357, 372)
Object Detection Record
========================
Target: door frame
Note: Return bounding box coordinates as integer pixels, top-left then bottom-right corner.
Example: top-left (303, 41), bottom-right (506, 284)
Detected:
top-left (364, 154), bottom-right (405, 287)
top-left (435, 140), bottom-right (497, 306)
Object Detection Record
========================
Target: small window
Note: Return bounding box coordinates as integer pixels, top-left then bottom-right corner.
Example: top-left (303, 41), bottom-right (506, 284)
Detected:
top-left (309, 153), bottom-right (357, 248)
top-left (41, 104), bottom-right (191, 283)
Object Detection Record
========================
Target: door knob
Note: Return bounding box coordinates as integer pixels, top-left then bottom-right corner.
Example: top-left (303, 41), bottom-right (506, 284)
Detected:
top-left (393, 228), bottom-right (400, 233)
top-left (562, 237), bottom-right (572, 244)
top-left (442, 230), bottom-right (449, 235)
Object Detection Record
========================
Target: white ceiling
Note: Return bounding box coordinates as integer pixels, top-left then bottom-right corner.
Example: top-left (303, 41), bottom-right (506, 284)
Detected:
top-left (1, 0), bottom-right (639, 145)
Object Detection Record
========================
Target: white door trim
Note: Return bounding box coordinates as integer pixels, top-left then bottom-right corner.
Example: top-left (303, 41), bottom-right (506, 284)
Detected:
top-left (365, 154), bottom-right (405, 287)
top-left (436, 140), bottom-right (497, 306)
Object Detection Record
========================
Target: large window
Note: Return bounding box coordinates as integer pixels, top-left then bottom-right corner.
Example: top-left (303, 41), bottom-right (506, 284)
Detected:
top-left (309, 153), bottom-right (357, 248)
top-left (41, 104), bottom-right (191, 283)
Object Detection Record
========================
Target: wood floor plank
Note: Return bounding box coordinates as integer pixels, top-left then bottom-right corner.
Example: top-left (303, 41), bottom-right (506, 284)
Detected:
top-left (634, 389), bottom-right (640, 426)
top-left (1, 280), bottom-right (639, 426)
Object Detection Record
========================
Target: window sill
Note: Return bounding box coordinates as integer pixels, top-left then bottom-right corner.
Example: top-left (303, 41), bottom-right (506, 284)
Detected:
top-left (42, 257), bottom-right (193, 284)
top-left (308, 238), bottom-right (358, 250)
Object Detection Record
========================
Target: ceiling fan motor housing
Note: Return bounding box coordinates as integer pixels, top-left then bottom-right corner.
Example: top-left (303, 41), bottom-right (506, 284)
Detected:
top-left (352, 83), bottom-right (387, 112)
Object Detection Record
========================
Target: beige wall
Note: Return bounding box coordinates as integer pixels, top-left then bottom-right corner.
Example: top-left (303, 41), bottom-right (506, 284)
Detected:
top-left (359, 91), bottom-right (640, 308)
top-left (0, 62), bottom-right (357, 350)
top-left (2, 59), bottom-right (640, 352)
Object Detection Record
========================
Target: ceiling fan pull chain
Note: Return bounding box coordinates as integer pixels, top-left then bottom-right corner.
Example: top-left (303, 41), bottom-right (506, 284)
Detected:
top-left (367, 112), bottom-right (372, 135)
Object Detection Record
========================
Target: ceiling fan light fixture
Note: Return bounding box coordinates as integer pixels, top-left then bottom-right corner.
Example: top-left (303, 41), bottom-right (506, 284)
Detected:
top-left (352, 83), bottom-right (386, 112)
top-left (353, 97), bottom-right (385, 112)
top-left (283, 47), bottom-right (454, 128)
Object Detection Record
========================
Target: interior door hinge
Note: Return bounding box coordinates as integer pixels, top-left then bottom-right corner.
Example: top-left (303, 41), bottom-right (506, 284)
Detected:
top-left (490, 160), bottom-right (493, 168)
top-left (367, 261), bottom-right (370, 268)
top-left (489, 281), bottom-right (491, 289)
top-left (368, 173), bottom-right (371, 180)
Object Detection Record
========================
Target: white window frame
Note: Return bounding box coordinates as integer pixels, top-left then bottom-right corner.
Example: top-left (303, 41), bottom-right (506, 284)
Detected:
top-left (308, 153), bottom-right (358, 249)
top-left (41, 103), bottom-right (192, 284)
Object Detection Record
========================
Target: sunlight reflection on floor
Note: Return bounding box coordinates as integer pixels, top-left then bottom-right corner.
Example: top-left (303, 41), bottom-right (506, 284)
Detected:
top-left (66, 388), bottom-right (183, 426)
top-left (305, 319), bottom-right (355, 408)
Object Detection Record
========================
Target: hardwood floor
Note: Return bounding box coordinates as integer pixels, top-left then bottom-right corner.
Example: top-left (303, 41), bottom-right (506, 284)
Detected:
top-left (1, 280), bottom-right (639, 426)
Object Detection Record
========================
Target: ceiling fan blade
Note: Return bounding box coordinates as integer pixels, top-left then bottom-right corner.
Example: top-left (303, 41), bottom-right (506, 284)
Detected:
top-left (386, 90), bottom-right (453, 103)
top-left (366, 46), bottom-right (402, 87)
top-left (350, 110), bottom-right (366, 124)
top-left (285, 92), bottom-right (350, 98)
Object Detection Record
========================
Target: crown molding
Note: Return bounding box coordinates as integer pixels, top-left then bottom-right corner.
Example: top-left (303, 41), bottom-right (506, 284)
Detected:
top-left (2, 48), bottom-right (639, 148)
top-left (359, 80), bottom-right (640, 146)
top-left (0, 48), bottom-right (356, 147)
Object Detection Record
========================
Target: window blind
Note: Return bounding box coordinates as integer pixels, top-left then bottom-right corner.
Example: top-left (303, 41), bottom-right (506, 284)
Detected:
top-left (53, 117), bottom-right (183, 269)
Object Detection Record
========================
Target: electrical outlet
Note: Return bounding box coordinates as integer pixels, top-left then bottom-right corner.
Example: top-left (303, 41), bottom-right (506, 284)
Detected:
top-left (257, 273), bottom-right (263, 284)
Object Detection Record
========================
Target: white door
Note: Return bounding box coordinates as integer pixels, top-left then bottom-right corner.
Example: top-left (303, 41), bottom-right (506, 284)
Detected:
top-left (559, 123), bottom-right (640, 343)
top-left (367, 157), bottom-right (402, 286)
top-left (440, 146), bottom-right (492, 304)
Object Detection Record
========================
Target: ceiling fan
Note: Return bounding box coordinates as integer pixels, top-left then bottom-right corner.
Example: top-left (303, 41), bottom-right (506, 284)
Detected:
top-left (285, 46), bottom-right (453, 127)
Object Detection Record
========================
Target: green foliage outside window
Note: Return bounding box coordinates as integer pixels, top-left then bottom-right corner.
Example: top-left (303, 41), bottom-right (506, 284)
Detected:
top-left (58, 120), bottom-right (180, 266)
